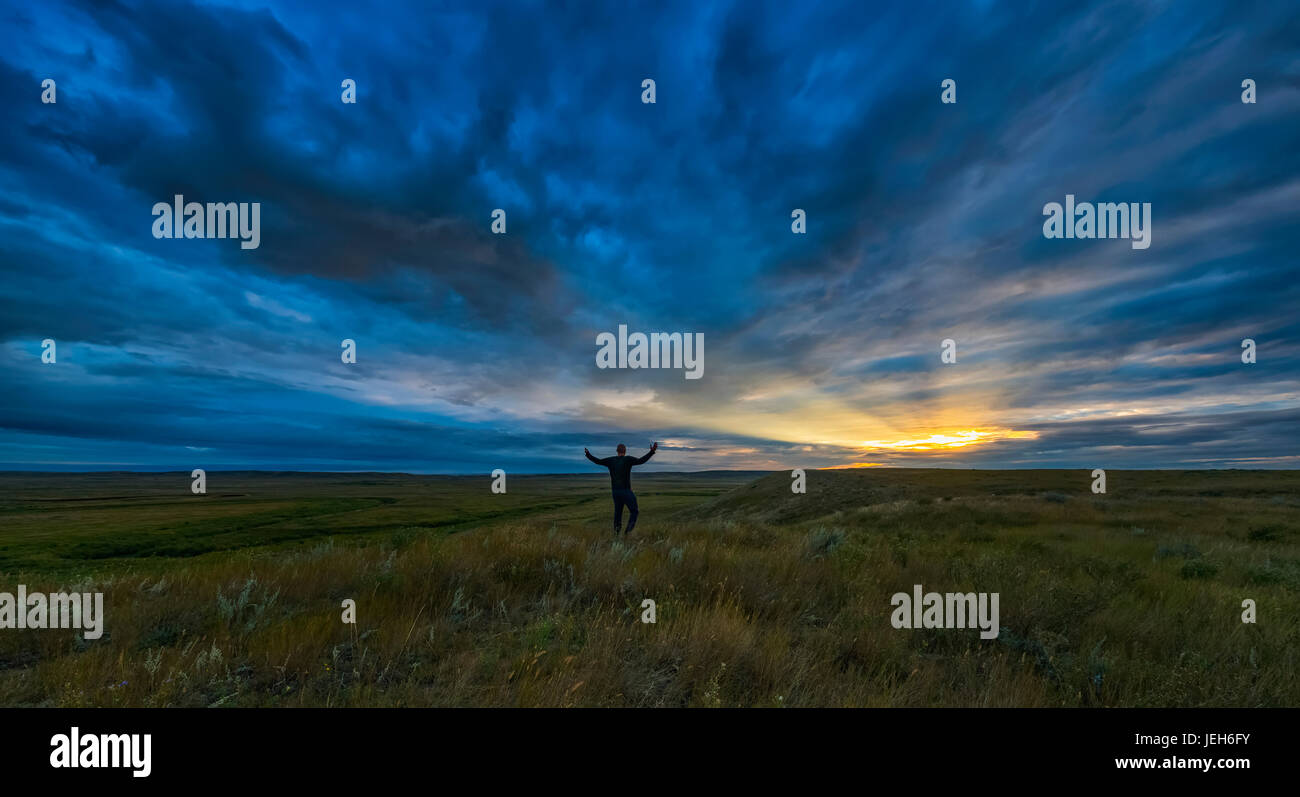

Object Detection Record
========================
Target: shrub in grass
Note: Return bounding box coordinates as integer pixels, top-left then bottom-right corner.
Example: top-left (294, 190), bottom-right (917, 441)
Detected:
top-left (1180, 560), bottom-right (1218, 580)
top-left (1248, 526), bottom-right (1283, 542)
top-left (804, 527), bottom-right (846, 559)
top-left (1156, 543), bottom-right (1200, 560)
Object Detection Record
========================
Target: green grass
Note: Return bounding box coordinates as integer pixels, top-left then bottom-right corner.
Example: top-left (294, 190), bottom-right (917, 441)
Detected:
top-left (0, 471), bottom-right (752, 574)
top-left (0, 469), bottom-right (1296, 707)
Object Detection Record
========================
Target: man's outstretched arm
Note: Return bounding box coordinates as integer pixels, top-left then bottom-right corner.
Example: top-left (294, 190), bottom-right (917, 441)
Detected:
top-left (635, 442), bottom-right (658, 465)
top-left (584, 448), bottom-right (607, 466)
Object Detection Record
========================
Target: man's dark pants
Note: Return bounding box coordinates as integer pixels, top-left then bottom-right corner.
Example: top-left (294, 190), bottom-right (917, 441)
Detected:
top-left (612, 488), bottom-right (639, 533)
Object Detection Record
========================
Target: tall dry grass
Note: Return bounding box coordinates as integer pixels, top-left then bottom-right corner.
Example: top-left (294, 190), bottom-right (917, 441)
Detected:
top-left (2, 482), bottom-right (1296, 707)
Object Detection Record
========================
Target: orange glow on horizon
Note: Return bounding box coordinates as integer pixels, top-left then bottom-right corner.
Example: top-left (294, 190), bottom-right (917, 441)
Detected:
top-left (856, 429), bottom-right (1039, 452)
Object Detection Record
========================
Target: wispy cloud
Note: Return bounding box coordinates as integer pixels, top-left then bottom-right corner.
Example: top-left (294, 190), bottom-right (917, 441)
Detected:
top-left (244, 292), bottom-right (312, 324)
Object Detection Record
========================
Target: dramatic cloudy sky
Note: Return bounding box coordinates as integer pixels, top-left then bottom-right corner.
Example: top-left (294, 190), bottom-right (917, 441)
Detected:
top-left (1, 0), bottom-right (1297, 472)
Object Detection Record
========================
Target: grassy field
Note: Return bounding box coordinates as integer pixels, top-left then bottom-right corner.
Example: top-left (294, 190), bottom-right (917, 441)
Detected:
top-left (0, 468), bottom-right (1297, 707)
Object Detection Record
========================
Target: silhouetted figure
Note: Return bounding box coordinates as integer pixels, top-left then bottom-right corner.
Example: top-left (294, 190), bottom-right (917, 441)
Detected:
top-left (584, 442), bottom-right (657, 534)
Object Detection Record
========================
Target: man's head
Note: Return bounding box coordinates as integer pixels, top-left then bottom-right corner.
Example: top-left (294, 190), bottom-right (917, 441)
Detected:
top-left (617, 443), bottom-right (627, 455)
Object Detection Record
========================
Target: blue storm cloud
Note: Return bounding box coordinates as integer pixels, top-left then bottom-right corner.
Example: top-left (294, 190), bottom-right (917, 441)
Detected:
top-left (0, 0), bottom-right (1297, 472)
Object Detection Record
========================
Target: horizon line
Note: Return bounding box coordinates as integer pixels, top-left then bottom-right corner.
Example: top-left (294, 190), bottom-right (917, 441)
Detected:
top-left (1, 466), bottom-right (1295, 476)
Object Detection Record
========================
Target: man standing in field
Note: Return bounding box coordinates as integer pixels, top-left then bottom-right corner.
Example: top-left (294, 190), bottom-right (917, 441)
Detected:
top-left (585, 442), bottom-right (657, 535)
